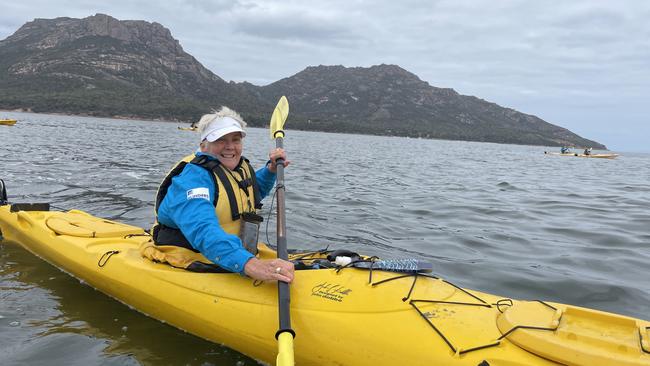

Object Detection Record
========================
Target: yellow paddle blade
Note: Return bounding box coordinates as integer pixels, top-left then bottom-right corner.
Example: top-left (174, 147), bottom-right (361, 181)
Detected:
top-left (276, 332), bottom-right (295, 366)
top-left (269, 96), bottom-right (289, 139)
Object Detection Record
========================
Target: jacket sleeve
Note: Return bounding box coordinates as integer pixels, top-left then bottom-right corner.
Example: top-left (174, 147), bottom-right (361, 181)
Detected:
top-left (255, 165), bottom-right (276, 199)
top-left (157, 164), bottom-right (253, 273)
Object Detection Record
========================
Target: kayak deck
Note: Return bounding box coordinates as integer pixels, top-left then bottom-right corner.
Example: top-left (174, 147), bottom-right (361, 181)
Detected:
top-left (1, 205), bottom-right (648, 366)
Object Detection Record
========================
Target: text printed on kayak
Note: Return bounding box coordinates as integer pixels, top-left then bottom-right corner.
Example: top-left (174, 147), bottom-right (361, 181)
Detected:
top-left (311, 282), bottom-right (352, 302)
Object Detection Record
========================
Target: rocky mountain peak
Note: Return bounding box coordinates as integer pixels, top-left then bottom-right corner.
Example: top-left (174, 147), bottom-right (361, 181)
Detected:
top-left (0, 14), bottom-right (226, 99)
top-left (260, 63), bottom-right (604, 148)
top-left (3, 13), bottom-right (183, 55)
top-left (297, 63), bottom-right (416, 80)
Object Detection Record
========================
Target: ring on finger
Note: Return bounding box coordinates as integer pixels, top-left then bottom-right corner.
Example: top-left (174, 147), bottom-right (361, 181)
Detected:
top-left (275, 267), bottom-right (282, 274)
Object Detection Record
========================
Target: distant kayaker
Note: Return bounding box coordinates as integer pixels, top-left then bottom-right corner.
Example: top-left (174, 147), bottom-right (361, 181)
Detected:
top-left (560, 146), bottom-right (570, 154)
top-left (584, 147), bottom-right (592, 155)
top-left (151, 107), bottom-right (295, 283)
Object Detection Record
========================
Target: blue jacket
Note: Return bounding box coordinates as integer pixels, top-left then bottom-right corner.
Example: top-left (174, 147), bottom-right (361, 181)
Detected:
top-left (157, 152), bottom-right (276, 273)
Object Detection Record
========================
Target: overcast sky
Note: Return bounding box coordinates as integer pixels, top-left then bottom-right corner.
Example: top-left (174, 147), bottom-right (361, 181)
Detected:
top-left (1, 0), bottom-right (648, 152)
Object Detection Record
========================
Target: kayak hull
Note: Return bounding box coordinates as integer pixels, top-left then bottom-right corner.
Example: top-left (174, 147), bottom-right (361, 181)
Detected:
top-left (0, 118), bottom-right (17, 126)
top-left (1, 206), bottom-right (648, 366)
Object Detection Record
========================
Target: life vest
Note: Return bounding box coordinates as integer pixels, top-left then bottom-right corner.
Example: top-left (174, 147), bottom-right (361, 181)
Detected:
top-left (151, 153), bottom-right (262, 252)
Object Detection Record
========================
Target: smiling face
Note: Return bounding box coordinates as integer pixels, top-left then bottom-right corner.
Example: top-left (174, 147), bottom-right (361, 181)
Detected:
top-left (201, 131), bottom-right (243, 170)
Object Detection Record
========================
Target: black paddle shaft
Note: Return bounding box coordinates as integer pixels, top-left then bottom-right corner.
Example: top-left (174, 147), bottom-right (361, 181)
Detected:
top-left (274, 137), bottom-right (294, 338)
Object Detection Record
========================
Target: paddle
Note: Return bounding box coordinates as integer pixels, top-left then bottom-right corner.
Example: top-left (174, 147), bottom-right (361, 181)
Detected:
top-left (269, 96), bottom-right (294, 366)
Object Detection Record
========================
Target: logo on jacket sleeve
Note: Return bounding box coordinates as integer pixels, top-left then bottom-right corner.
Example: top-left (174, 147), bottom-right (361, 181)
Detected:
top-left (186, 187), bottom-right (210, 201)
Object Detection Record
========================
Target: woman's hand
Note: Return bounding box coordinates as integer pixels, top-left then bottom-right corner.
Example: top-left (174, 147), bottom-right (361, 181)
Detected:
top-left (244, 257), bottom-right (295, 283)
top-left (268, 148), bottom-right (290, 173)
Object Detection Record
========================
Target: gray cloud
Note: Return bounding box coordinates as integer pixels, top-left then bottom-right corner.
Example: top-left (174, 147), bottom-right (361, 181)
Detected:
top-left (228, 4), bottom-right (356, 43)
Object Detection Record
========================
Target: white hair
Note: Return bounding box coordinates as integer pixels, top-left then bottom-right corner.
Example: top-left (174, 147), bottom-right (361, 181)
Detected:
top-left (196, 106), bottom-right (247, 136)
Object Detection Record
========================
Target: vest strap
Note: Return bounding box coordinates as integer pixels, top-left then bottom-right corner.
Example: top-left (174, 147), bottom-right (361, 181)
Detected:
top-left (154, 161), bottom-right (188, 212)
top-left (244, 159), bottom-right (263, 210)
top-left (191, 155), bottom-right (240, 221)
top-left (190, 155), bottom-right (262, 220)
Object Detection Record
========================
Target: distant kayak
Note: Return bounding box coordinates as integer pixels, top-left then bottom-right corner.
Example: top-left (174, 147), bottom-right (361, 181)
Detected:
top-left (544, 151), bottom-right (619, 159)
top-left (0, 118), bottom-right (17, 126)
top-left (178, 126), bottom-right (197, 131)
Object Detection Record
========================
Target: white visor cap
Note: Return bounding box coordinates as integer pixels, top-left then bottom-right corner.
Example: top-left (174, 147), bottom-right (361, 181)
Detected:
top-left (201, 116), bottom-right (246, 142)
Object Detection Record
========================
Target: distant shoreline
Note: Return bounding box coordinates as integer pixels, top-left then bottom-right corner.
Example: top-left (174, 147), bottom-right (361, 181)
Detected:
top-left (0, 108), bottom-right (193, 124)
top-left (6, 109), bottom-right (633, 153)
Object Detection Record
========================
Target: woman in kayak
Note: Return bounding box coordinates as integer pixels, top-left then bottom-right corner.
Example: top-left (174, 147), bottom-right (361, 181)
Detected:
top-left (151, 107), bottom-right (295, 283)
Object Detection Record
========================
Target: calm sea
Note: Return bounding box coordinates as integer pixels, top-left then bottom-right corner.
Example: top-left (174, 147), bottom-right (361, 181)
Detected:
top-left (1, 111), bottom-right (649, 365)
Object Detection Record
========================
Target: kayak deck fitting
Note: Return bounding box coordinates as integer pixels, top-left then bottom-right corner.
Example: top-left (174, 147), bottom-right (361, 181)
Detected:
top-left (1, 202), bottom-right (649, 366)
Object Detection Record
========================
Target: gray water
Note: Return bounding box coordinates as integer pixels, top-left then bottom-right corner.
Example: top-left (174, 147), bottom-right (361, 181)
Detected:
top-left (1, 111), bottom-right (649, 365)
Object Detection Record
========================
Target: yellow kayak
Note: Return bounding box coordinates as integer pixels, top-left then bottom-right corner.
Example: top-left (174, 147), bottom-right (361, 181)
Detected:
top-left (0, 203), bottom-right (649, 365)
top-left (544, 152), bottom-right (619, 159)
top-left (0, 118), bottom-right (17, 126)
top-left (178, 126), bottom-right (197, 131)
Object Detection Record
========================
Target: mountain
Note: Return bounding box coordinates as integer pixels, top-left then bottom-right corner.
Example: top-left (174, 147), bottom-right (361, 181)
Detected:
top-left (259, 65), bottom-right (603, 148)
top-left (0, 14), bottom-right (605, 148)
top-left (0, 14), bottom-right (269, 122)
